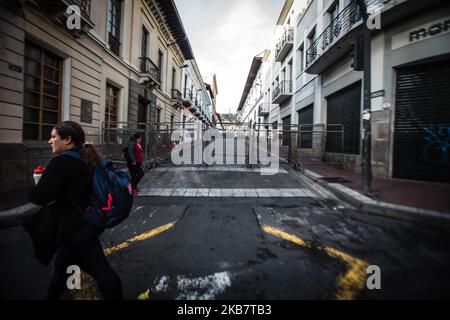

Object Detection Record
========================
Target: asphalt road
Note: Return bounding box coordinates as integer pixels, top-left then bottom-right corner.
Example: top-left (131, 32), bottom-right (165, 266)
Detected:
top-left (1, 165), bottom-right (449, 300)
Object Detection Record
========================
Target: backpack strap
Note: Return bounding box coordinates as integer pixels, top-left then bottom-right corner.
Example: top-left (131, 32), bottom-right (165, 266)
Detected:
top-left (64, 150), bottom-right (86, 214)
top-left (64, 150), bottom-right (83, 161)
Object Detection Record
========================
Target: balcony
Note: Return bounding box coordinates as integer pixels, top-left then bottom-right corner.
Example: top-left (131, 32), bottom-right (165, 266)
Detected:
top-left (272, 81), bottom-right (293, 104)
top-left (258, 103), bottom-right (270, 116)
top-left (139, 57), bottom-right (160, 87)
top-left (188, 96), bottom-right (198, 113)
top-left (25, 0), bottom-right (94, 36)
top-left (275, 28), bottom-right (294, 62)
top-left (183, 88), bottom-right (193, 107)
top-left (304, 0), bottom-right (439, 74)
top-left (171, 89), bottom-right (182, 107)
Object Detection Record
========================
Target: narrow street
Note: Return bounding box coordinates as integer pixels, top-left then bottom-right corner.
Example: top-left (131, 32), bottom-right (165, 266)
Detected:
top-left (1, 164), bottom-right (449, 300)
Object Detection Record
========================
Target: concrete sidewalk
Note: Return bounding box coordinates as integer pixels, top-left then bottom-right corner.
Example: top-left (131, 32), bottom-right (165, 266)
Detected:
top-left (300, 163), bottom-right (450, 227)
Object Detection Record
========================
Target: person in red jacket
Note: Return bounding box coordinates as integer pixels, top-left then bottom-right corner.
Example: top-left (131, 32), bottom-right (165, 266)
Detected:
top-left (128, 133), bottom-right (144, 195)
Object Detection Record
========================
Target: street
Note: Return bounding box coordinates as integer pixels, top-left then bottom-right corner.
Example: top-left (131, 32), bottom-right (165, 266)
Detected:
top-left (1, 164), bottom-right (449, 300)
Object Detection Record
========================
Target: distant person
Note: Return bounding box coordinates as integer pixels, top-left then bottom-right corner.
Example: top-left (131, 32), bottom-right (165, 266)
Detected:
top-left (26, 121), bottom-right (123, 300)
top-left (127, 133), bottom-right (144, 195)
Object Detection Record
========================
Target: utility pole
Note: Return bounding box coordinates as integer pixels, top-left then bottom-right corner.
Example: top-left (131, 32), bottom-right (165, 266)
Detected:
top-left (356, 0), bottom-right (372, 194)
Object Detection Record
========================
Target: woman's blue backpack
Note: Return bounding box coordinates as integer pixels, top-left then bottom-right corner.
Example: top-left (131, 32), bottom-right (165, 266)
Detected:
top-left (65, 150), bottom-right (133, 229)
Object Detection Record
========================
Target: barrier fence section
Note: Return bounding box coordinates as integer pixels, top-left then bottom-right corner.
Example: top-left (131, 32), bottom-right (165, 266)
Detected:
top-left (296, 124), bottom-right (345, 167)
top-left (101, 122), bottom-right (344, 169)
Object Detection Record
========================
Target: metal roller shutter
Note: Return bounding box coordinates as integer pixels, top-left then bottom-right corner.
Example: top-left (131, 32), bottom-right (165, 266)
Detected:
top-left (326, 81), bottom-right (361, 154)
top-left (393, 59), bottom-right (450, 183)
top-left (298, 105), bottom-right (313, 148)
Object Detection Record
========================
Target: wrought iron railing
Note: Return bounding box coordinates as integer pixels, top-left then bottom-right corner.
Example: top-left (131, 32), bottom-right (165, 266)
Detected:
top-left (272, 81), bottom-right (293, 101)
top-left (172, 89), bottom-right (182, 102)
top-left (275, 28), bottom-right (294, 59)
top-left (305, 0), bottom-right (391, 67)
top-left (183, 88), bottom-right (192, 101)
top-left (258, 103), bottom-right (270, 115)
top-left (139, 57), bottom-right (160, 82)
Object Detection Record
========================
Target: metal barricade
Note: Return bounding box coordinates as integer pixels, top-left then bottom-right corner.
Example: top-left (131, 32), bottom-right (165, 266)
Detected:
top-left (101, 121), bottom-right (152, 170)
top-left (294, 124), bottom-right (345, 167)
top-left (100, 121), bottom-right (344, 170)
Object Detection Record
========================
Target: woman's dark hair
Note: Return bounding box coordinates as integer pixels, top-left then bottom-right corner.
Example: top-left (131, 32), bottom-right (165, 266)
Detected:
top-left (54, 121), bottom-right (101, 169)
top-left (132, 133), bottom-right (141, 140)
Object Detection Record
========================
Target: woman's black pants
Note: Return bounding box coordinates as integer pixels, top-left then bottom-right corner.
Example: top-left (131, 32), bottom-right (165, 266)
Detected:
top-left (46, 238), bottom-right (123, 300)
top-left (129, 164), bottom-right (144, 189)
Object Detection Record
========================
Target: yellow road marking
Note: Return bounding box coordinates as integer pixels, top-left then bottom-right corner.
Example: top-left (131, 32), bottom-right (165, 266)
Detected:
top-left (137, 289), bottom-right (151, 300)
top-left (103, 221), bottom-right (177, 256)
top-left (261, 224), bottom-right (369, 300)
top-left (72, 221), bottom-right (177, 300)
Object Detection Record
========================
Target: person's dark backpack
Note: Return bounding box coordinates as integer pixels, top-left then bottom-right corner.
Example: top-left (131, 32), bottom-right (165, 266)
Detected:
top-left (65, 150), bottom-right (133, 229)
top-left (123, 145), bottom-right (132, 166)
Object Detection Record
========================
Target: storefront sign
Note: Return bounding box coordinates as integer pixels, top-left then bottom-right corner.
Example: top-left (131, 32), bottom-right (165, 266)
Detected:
top-left (391, 16), bottom-right (450, 50)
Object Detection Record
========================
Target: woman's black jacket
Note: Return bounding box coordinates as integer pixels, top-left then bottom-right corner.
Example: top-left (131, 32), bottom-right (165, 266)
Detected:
top-left (25, 152), bottom-right (102, 265)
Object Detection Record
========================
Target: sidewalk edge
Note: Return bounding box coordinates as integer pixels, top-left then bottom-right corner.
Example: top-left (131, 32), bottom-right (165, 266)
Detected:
top-left (302, 169), bottom-right (450, 229)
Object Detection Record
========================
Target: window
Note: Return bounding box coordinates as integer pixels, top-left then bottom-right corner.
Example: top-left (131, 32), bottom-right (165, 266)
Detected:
top-left (158, 50), bottom-right (164, 84)
top-left (140, 26), bottom-right (149, 72)
top-left (328, 2), bottom-right (340, 42)
top-left (108, 0), bottom-right (122, 55)
top-left (298, 44), bottom-right (304, 73)
top-left (329, 2), bottom-right (339, 25)
top-left (172, 67), bottom-right (176, 91)
top-left (156, 108), bottom-right (161, 129)
top-left (184, 74), bottom-right (188, 97)
top-left (23, 42), bottom-right (62, 141)
top-left (141, 26), bottom-right (149, 58)
top-left (288, 59), bottom-right (293, 82)
top-left (105, 84), bottom-right (119, 142)
top-left (307, 27), bottom-right (316, 46)
top-left (307, 27), bottom-right (317, 63)
top-left (105, 84), bottom-right (119, 123)
top-left (170, 115), bottom-right (174, 130)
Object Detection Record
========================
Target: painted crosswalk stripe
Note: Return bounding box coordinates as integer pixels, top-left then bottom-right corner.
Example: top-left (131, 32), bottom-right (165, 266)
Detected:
top-left (138, 188), bottom-right (317, 198)
top-left (154, 167), bottom-right (288, 174)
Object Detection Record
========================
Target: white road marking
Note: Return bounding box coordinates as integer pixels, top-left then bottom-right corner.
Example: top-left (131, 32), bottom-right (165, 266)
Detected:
top-left (154, 167), bottom-right (288, 174)
top-left (138, 188), bottom-right (317, 198)
top-left (150, 272), bottom-right (232, 300)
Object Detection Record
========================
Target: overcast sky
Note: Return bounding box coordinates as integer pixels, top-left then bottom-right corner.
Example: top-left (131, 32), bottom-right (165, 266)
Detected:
top-left (174, 0), bottom-right (285, 114)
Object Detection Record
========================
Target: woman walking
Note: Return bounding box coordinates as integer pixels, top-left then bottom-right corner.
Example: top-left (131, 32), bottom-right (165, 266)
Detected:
top-left (28, 121), bottom-right (123, 300)
top-left (127, 133), bottom-right (145, 195)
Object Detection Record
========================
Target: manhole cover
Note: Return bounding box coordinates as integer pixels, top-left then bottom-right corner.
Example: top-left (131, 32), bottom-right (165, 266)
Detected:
top-left (319, 177), bottom-right (351, 183)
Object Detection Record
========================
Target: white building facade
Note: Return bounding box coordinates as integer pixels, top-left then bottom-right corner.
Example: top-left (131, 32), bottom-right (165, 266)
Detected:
top-left (238, 0), bottom-right (450, 183)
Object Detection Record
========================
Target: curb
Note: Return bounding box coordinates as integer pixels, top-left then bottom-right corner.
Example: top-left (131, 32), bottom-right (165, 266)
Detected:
top-left (0, 202), bottom-right (40, 229)
top-left (301, 169), bottom-right (450, 229)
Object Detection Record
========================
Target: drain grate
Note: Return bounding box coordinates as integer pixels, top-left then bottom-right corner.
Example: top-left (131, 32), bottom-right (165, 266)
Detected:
top-left (319, 177), bottom-right (352, 183)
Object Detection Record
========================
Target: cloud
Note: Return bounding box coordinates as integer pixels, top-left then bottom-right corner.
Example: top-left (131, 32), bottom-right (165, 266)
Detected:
top-left (175, 0), bottom-right (282, 114)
